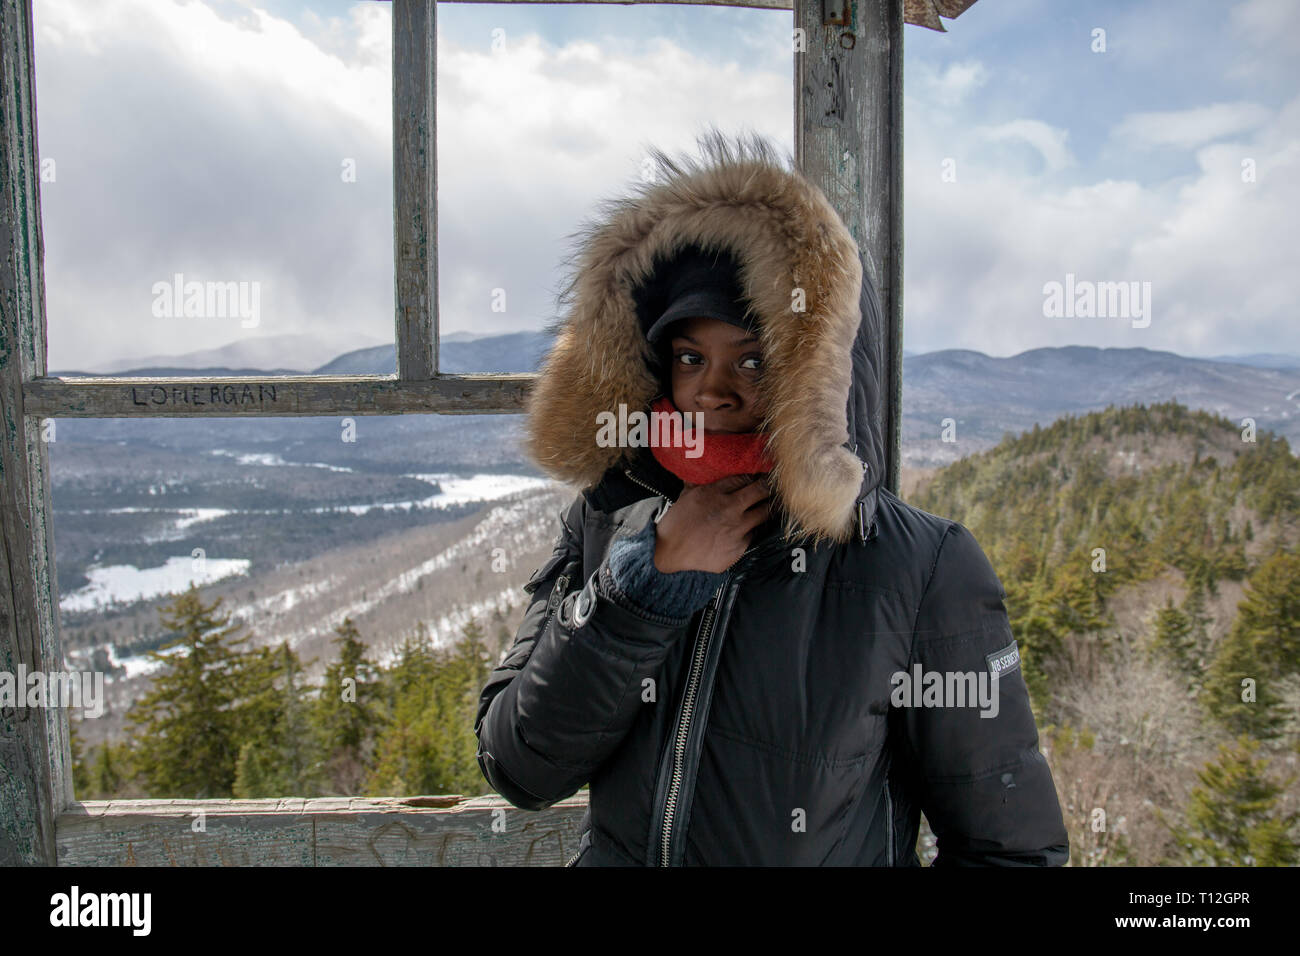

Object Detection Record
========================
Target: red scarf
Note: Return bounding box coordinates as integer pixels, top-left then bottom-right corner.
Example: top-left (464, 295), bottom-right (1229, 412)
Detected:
top-left (648, 395), bottom-right (775, 485)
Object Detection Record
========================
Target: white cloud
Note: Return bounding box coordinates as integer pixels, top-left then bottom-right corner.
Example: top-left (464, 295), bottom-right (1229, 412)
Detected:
top-left (434, 29), bottom-right (790, 340)
top-left (912, 58), bottom-right (990, 108)
top-left (1228, 0), bottom-right (1300, 50)
top-left (1126, 96), bottom-right (1300, 351)
top-left (1224, 0), bottom-right (1300, 84)
top-left (39, 0), bottom-right (390, 134)
top-left (903, 85), bottom-right (1300, 358)
top-left (975, 118), bottom-right (1074, 173)
top-left (35, 0), bottom-right (396, 371)
top-left (1111, 101), bottom-right (1272, 150)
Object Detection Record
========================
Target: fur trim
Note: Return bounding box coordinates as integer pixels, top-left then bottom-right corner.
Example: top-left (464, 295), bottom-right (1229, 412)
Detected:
top-left (525, 129), bottom-right (866, 546)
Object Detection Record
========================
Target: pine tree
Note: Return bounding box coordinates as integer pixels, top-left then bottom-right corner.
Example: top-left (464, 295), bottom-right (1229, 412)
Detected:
top-left (125, 585), bottom-right (258, 797)
top-left (1149, 597), bottom-right (1195, 680)
top-left (436, 620), bottom-right (494, 795)
top-left (68, 716), bottom-right (93, 798)
top-left (313, 617), bottom-right (382, 795)
top-left (233, 641), bottom-right (323, 798)
top-left (1181, 583), bottom-right (1214, 671)
top-left (1206, 551), bottom-right (1300, 739)
top-left (1163, 735), bottom-right (1300, 865)
top-left (91, 741), bottom-right (128, 798)
top-left (365, 620), bottom-right (498, 798)
top-left (367, 625), bottom-right (440, 796)
top-left (459, 618), bottom-right (492, 692)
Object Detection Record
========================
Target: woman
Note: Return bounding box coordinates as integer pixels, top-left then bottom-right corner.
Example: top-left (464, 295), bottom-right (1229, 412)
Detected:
top-left (475, 129), bottom-right (1069, 867)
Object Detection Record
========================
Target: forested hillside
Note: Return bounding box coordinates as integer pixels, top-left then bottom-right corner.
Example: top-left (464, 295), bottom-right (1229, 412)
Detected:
top-left (911, 400), bottom-right (1299, 865)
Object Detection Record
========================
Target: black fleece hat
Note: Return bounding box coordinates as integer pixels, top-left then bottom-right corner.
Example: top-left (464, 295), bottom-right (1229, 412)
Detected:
top-left (637, 243), bottom-right (757, 346)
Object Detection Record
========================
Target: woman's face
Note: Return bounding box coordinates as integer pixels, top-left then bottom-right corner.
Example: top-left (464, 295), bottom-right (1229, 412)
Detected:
top-left (667, 315), bottom-right (766, 434)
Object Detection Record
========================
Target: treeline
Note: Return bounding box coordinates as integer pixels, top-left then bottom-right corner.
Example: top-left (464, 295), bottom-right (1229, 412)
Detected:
top-left (912, 400), bottom-right (1300, 865)
top-left (69, 586), bottom-right (498, 800)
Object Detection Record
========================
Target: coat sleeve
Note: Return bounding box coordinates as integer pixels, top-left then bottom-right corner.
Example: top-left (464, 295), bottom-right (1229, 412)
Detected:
top-left (474, 494), bottom-right (699, 811)
top-left (894, 521), bottom-right (1070, 866)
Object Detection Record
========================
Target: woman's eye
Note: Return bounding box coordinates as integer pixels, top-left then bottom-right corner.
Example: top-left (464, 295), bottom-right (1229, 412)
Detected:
top-left (675, 351), bottom-right (701, 366)
top-left (741, 356), bottom-right (762, 371)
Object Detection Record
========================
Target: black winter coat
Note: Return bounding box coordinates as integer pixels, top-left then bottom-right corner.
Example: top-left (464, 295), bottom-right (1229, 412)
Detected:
top-left (475, 131), bottom-right (1070, 867)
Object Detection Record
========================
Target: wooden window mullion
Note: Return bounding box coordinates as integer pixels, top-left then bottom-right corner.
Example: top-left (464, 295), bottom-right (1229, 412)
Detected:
top-left (393, 0), bottom-right (438, 380)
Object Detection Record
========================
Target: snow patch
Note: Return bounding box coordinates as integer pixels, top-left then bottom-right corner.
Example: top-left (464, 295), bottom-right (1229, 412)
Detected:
top-left (60, 556), bottom-right (251, 614)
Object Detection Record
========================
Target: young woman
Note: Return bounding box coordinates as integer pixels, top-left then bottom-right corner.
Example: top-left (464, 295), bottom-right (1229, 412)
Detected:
top-left (475, 130), bottom-right (1069, 867)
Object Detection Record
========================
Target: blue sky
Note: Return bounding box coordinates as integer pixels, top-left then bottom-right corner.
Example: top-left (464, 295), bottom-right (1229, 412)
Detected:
top-left (31, 0), bottom-right (1300, 369)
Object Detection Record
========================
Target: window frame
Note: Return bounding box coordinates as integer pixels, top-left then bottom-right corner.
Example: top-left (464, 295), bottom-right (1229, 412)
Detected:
top-left (0, 0), bottom-right (935, 865)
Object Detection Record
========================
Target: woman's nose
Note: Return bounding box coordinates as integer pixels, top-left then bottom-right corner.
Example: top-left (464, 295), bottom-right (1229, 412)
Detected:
top-left (696, 366), bottom-right (739, 408)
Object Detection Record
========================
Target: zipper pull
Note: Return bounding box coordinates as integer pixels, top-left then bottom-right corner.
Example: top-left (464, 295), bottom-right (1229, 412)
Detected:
top-left (546, 574), bottom-right (569, 613)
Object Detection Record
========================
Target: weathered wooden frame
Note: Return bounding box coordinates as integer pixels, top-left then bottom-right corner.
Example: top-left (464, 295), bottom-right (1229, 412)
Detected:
top-left (0, 0), bottom-right (962, 865)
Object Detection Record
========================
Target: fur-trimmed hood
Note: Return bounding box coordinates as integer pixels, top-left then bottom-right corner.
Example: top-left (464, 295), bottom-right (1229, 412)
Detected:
top-left (524, 129), bottom-right (887, 547)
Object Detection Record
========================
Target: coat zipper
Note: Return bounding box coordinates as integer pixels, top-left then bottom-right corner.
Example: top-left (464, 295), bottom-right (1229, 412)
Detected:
top-left (623, 463), bottom-right (765, 867)
top-left (623, 466), bottom-right (674, 502)
top-left (658, 537), bottom-right (767, 866)
top-left (883, 768), bottom-right (894, 866)
top-left (659, 576), bottom-right (725, 866)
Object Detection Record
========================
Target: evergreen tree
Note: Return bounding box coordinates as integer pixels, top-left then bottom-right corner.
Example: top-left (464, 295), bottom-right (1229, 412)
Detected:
top-left (366, 620), bottom-right (497, 798)
top-left (367, 624), bottom-right (440, 796)
top-left (1149, 597), bottom-right (1195, 680)
top-left (91, 741), bottom-right (127, 798)
top-left (313, 617), bottom-right (382, 795)
top-left (1181, 583), bottom-right (1214, 671)
top-left (460, 618), bottom-right (492, 692)
top-left (434, 620), bottom-right (494, 795)
top-left (1163, 735), bottom-right (1300, 865)
top-left (125, 585), bottom-right (258, 797)
top-left (1206, 551), bottom-right (1300, 739)
top-left (68, 716), bottom-right (93, 798)
top-left (233, 641), bottom-right (323, 798)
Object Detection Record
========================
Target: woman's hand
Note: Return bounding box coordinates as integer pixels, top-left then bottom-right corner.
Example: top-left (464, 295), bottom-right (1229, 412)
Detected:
top-left (653, 474), bottom-right (772, 574)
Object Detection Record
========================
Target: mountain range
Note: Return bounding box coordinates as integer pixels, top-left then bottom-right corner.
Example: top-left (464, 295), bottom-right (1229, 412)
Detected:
top-left (48, 335), bottom-right (1300, 471)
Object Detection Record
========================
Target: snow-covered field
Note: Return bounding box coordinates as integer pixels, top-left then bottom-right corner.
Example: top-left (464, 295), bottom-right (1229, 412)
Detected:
top-left (208, 449), bottom-right (355, 472)
top-left (59, 556), bottom-right (251, 614)
top-left (104, 640), bottom-right (185, 680)
top-left (297, 472), bottom-right (553, 516)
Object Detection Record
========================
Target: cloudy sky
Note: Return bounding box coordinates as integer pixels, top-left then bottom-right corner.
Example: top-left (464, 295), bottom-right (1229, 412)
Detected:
top-left (31, 0), bottom-right (1299, 371)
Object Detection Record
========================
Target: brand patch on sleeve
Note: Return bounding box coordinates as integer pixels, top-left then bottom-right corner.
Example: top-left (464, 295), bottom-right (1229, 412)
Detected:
top-left (986, 641), bottom-right (1021, 679)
